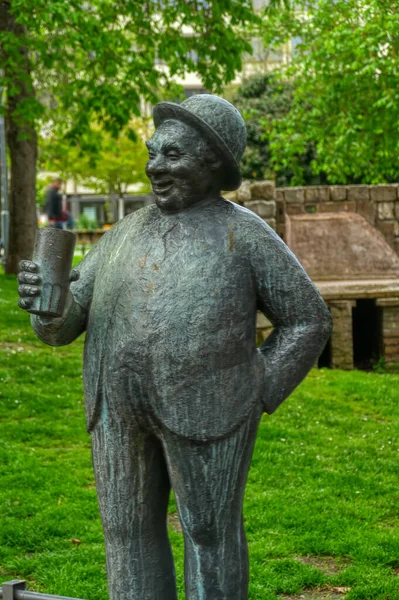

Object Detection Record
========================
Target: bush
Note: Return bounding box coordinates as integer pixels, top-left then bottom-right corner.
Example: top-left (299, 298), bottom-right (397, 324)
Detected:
top-left (234, 74), bottom-right (326, 186)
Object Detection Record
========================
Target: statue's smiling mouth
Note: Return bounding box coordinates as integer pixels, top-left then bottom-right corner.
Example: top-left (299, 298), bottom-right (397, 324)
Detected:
top-left (152, 179), bottom-right (174, 194)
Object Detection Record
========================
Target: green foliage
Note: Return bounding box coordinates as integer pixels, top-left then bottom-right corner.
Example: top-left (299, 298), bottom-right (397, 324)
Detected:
top-left (234, 73), bottom-right (324, 186)
top-left (261, 0), bottom-right (399, 185)
top-left (77, 214), bottom-right (97, 232)
top-left (40, 118), bottom-right (152, 197)
top-left (1, 0), bottom-right (259, 141)
top-left (1, 272), bottom-right (399, 598)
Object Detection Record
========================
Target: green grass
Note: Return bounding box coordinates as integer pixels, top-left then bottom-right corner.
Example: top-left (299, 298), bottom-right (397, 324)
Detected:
top-left (1, 272), bottom-right (398, 599)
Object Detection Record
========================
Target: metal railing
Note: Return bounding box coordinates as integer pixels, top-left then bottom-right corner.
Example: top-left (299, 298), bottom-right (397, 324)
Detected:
top-left (0, 581), bottom-right (85, 600)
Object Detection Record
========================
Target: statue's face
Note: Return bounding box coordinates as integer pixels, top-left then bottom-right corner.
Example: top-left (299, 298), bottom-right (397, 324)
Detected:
top-left (146, 120), bottom-right (220, 212)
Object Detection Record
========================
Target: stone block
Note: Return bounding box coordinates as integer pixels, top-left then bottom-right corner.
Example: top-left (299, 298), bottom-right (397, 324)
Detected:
top-left (377, 202), bottom-right (395, 220)
top-left (244, 200), bottom-right (276, 219)
top-left (384, 330), bottom-right (399, 341)
top-left (320, 201), bottom-right (355, 213)
top-left (383, 312), bottom-right (399, 325)
top-left (369, 184), bottom-right (398, 202)
top-left (284, 187), bottom-right (305, 203)
top-left (347, 185), bottom-right (370, 202)
top-left (285, 203), bottom-right (305, 215)
top-left (382, 315), bottom-right (399, 329)
top-left (384, 324), bottom-right (399, 335)
top-left (377, 220), bottom-right (396, 247)
top-left (319, 202), bottom-right (341, 213)
top-left (304, 186), bottom-right (330, 203)
top-left (237, 180), bottom-right (251, 204)
top-left (330, 186), bottom-right (347, 202)
top-left (376, 297), bottom-right (399, 307)
top-left (385, 363), bottom-right (399, 372)
top-left (394, 239), bottom-right (399, 256)
top-left (384, 335), bottom-right (399, 346)
top-left (276, 200), bottom-right (286, 223)
top-left (382, 307), bottom-right (399, 321)
top-left (384, 347), bottom-right (399, 365)
top-left (357, 199), bottom-right (376, 225)
top-left (384, 343), bottom-right (399, 352)
top-left (329, 300), bottom-right (355, 369)
top-left (394, 202), bottom-right (399, 221)
top-left (276, 189), bottom-right (285, 202)
top-left (250, 180), bottom-right (275, 200)
top-left (385, 351), bottom-right (399, 362)
top-left (277, 223), bottom-right (286, 240)
top-left (265, 217), bottom-right (276, 230)
top-left (337, 201), bottom-right (356, 213)
top-left (329, 300), bottom-right (356, 311)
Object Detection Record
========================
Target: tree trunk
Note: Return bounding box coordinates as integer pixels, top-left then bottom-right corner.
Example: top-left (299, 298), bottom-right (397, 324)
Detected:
top-left (6, 105), bottom-right (38, 274)
top-left (0, 1), bottom-right (38, 274)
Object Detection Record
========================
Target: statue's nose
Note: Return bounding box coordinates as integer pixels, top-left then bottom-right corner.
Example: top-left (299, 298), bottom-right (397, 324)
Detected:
top-left (146, 154), bottom-right (167, 177)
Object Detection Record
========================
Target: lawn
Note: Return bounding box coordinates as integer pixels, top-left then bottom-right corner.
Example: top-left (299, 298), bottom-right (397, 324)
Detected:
top-left (0, 272), bottom-right (398, 600)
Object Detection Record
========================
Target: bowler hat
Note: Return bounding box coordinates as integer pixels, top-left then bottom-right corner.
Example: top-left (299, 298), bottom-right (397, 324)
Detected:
top-left (153, 94), bottom-right (247, 191)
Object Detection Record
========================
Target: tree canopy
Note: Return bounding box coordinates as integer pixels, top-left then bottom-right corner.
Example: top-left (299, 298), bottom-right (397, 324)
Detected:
top-left (261, 0), bottom-right (399, 185)
top-left (3, 0), bottom-right (258, 140)
top-left (234, 73), bottom-right (324, 186)
top-left (0, 0), bottom-right (261, 272)
top-left (41, 118), bottom-right (152, 200)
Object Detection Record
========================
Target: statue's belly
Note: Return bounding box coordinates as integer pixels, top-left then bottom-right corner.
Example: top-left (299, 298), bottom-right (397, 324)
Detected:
top-left (105, 247), bottom-right (257, 378)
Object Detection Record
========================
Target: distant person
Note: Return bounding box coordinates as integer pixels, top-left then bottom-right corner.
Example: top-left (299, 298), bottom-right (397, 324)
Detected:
top-left (44, 178), bottom-right (65, 229)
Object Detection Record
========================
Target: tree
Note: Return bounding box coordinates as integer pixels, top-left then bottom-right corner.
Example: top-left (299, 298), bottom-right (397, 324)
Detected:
top-left (0, 0), bottom-right (261, 273)
top-left (260, 0), bottom-right (399, 186)
top-left (40, 118), bottom-right (152, 200)
top-left (233, 73), bottom-right (324, 186)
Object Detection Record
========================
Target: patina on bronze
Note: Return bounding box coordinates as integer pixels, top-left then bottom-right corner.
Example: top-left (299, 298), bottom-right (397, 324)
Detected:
top-left (18, 95), bottom-right (332, 600)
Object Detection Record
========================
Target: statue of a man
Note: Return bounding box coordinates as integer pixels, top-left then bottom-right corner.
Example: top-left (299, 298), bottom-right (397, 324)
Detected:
top-left (18, 95), bottom-right (331, 600)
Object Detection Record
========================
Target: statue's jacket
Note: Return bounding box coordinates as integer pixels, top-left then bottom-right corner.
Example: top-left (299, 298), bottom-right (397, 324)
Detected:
top-left (32, 199), bottom-right (332, 441)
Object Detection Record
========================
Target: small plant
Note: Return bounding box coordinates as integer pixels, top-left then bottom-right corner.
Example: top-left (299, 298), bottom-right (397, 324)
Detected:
top-left (77, 213), bottom-right (90, 230)
top-left (88, 218), bottom-right (98, 231)
top-left (372, 356), bottom-right (387, 373)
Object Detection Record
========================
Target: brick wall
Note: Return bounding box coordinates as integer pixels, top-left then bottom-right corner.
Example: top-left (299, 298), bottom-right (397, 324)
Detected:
top-left (225, 180), bottom-right (285, 238)
top-left (275, 184), bottom-right (399, 255)
top-left (228, 182), bottom-right (399, 254)
top-left (377, 298), bottom-right (399, 371)
top-left (228, 181), bottom-right (399, 366)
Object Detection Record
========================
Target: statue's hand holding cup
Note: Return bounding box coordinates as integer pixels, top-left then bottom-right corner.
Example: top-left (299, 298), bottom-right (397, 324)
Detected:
top-left (18, 228), bottom-right (78, 318)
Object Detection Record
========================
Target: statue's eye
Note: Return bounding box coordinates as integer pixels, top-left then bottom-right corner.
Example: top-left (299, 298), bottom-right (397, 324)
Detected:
top-left (148, 152), bottom-right (156, 160)
top-left (166, 151), bottom-right (180, 161)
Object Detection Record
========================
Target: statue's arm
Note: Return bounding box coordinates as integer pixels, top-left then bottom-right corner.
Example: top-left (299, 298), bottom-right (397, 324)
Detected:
top-left (251, 223), bottom-right (332, 414)
top-left (30, 242), bottom-right (101, 347)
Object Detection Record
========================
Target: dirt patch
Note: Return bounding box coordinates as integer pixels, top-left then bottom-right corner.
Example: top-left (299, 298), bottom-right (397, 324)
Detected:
top-left (378, 517), bottom-right (399, 530)
top-left (168, 512), bottom-right (182, 534)
top-left (295, 556), bottom-right (350, 576)
top-left (283, 587), bottom-right (350, 600)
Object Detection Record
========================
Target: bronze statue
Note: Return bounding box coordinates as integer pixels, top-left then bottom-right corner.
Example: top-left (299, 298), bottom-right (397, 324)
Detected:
top-left (18, 95), bottom-right (332, 600)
